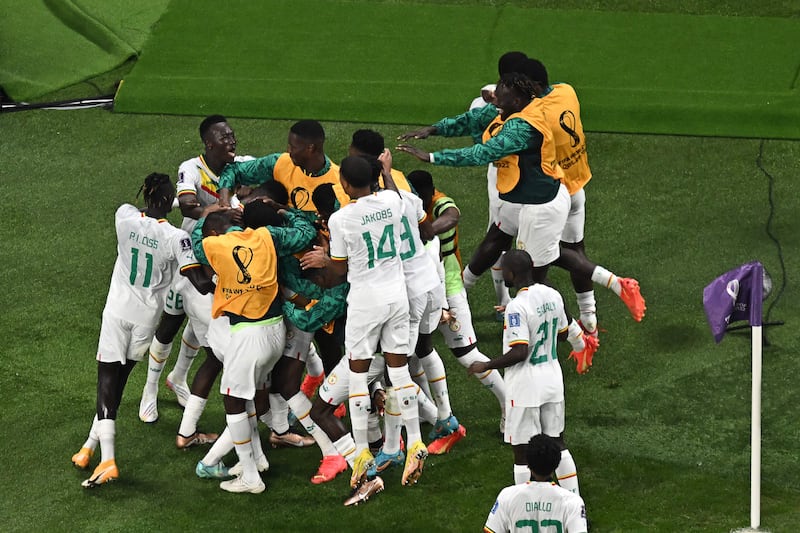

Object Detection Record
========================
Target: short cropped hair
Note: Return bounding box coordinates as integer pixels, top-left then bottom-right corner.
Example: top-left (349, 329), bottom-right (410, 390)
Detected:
top-left (351, 129), bottom-right (385, 157)
top-left (199, 115), bottom-right (227, 140)
top-left (498, 51), bottom-right (528, 76)
top-left (339, 155), bottom-right (373, 189)
top-left (518, 58), bottom-right (549, 86)
top-left (290, 120), bottom-right (325, 143)
top-left (527, 434), bottom-right (562, 477)
top-left (242, 200), bottom-right (283, 229)
top-left (406, 170), bottom-right (434, 196)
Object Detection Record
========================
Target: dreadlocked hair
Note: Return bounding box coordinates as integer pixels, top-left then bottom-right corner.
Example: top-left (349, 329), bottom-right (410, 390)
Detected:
top-left (498, 72), bottom-right (536, 101)
top-left (138, 172), bottom-right (175, 210)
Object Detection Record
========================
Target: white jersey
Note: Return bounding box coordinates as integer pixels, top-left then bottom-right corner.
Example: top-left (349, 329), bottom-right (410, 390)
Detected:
top-left (399, 190), bottom-right (440, 298)
top-left (104, 204), bottom-right (198, 327)
top-left (485, 481), bottom-right (588, 533)
top-left (502, 284), bottom-right (568, 407)
top-left (176, 154), bottom-right (253, 233)
top-left (328, 189), bottom-right (407, 308)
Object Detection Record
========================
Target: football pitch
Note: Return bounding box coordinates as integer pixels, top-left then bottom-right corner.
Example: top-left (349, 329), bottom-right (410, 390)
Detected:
top-left (1, 1), bottom-right (799, 532)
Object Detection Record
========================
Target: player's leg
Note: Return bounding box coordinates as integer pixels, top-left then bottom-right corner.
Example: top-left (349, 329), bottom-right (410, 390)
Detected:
top-left (219, 318), bottom-right (284, 494)
top-left (506, 405), bottom-right (539, 485)
top-left (440, 289), bottom-right (507, 422)
top-left (166, 321), bottom-right (200, 406)
top-left (139, 287), bottom-right (187, 422)
top-left (544, 402), bottom-right (580, 496)
top-left (463, 224), bottom-right (515, 290)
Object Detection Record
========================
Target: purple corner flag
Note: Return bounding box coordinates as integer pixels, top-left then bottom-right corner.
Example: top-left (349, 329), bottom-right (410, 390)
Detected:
top-left (703, 261), bottom-right (764, 343)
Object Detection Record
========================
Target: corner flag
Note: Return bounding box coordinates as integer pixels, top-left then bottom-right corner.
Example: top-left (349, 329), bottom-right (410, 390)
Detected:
top-left (703, 261), bottom-right (764, 343)
top-left (703, 261), bottom-right (765, 530)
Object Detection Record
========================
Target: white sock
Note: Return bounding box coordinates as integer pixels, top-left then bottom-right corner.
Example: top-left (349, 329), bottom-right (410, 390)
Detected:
top-left (566, 319), bottom-right (587, 352)
top-left (408, 355), bottom-right (431, 399)
top-left (462, 265), bottom-right (479, 290)
top-left (97, 418), bottom-right (116, 463)
top-left (514, 463), bottom-right (530, 484)
top-left (348, 370), bottom-right (371, 453)
top-left (387, 365), bottom-right (422, 444)
top-left (367, 411), bottom-right (383, 446)
top-left (333, 434), bottom-right (357, 467)
top-left (288, 392), bottom-right (335, 456)
top-left (419, 349), bottom-right (452, 420)
top-left (82, 415), bottom-right (100, 451)
top-left (591, 266), bottom-right (622, 296)
top-left (457, 347), bottom-right (506, 408)
top-left (555, 449), bottom-right (580, 495)
top-left (382, 388), bottom-right (403, 455)
top-left (178, 394), bottom-right (207, 437)
top-left (246, 400), bottom-right (265, 463)
top-left (269, 393), bottom-right (290, 434)
top-left (170, 325), bottom-right (199, 383)
top-left (146, 338), bottom-right (172, 387)
top-left (575, 290), bottom-right (597, 333)
top-left (202, 426), bottom-right (233, 466)
top-left (415, 385), bottom-right (438, 425)
top-left (306, 344), bottom-right (324, 377)
top-left (228, 411), bottom-right (258, 483)
top-left (491, 255), bottom-right (510, 307)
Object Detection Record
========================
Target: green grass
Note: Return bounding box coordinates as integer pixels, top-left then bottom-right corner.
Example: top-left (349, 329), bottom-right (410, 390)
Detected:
top-left (1, 108), bottom-right (798, 532)
top-left (2, 1), bottom-right (799, 531)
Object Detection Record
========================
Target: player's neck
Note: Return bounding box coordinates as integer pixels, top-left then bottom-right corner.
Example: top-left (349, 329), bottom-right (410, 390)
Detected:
top-left (203, 153), bottom-right (227, 176)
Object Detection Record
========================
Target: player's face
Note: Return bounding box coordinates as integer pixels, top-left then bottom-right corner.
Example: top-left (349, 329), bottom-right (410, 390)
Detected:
top-left (205, 122), bottom-right (237, 163)
top-left (494, 85), bottom-right (522, 120)
top-left (287, 132), bottom-right (311, 168)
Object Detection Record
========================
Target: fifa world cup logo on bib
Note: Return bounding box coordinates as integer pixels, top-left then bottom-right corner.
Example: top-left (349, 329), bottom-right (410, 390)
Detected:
top-left (232, 245), bottom-right (254, 284)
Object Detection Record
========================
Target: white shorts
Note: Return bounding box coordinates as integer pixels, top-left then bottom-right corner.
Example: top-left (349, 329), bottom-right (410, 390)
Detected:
top-left (561, 188), bottom-right (586, 244)
top-left (317, 354), bottom-right (386, 407)
top-left (206, 315), bottom-right (231, 363)
top-left (438, 289), bottom-right (478, 349)
top-left (345, 297), bottom-right (410, 360)
top-left (173, 275), bottom-right (213, 347)
top-left (504, 401), bottom-right (565, 445)
top-left (220, 317), bottom-right (285, 400)
top-left (408, 284), bottom-right (444, 350)
top-left (96, 310), bottom-right (155, 364)
top-left (516, 183), bottom-right (570, 266)
top-left (282, 323), bottom-right (314, 362)
top-left (492, 198), bottom-right (523, 237)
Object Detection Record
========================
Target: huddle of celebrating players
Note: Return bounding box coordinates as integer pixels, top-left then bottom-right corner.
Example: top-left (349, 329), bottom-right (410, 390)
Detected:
top-left (71, 53), bottom-right (645, 529)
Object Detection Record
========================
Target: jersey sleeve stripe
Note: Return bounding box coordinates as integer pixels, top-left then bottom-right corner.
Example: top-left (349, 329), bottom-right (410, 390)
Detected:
top-left (331, 255), bottom-right (347, 261)
top-left (179, 263), bottom-right (201, 272)
top-left (508, 339), bottom-right (529, 346)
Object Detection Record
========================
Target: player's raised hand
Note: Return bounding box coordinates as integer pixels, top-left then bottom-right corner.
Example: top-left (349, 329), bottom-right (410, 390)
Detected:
top-left (396, 144), bottom-right (431, 162)
top-left (397, 125), bottom-right (437, 141)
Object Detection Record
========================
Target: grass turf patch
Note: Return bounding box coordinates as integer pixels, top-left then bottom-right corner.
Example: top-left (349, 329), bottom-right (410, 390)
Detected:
top-left (112, 0), bottom-right (800, 139)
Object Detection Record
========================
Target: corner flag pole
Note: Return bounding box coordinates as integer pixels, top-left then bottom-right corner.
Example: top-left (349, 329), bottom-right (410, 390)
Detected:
top-left (750, 323), bottom-right (762, 529)
top-left (703, 261), bottom-right (767, 531)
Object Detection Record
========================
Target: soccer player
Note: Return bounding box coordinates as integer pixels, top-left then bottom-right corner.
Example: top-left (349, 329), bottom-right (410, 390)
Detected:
top-left (483, 434), bottom-right (588, 533)
top-left (468, 249), bottom-right (597, 489)
top-left (405, 170), bottom-right (507, 426)
top-left (468, 51), bottom-right (528, 317)
top-left (378, 152), bottom-right (465, 457)
top-left (72, 173), bottom-right (208, 488)
top-left (217, 119), bottom-right (349, 213)
top-left (139, 115), bottom-right (253, 423)
top-left (195, 201), bottom-right (317, 494)
top-left (519, 58), bottom-right (646, 330)
top-left (301, 156), bottom-right (427, 505)
top-left (397, 72), bottom-right (568, 286)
